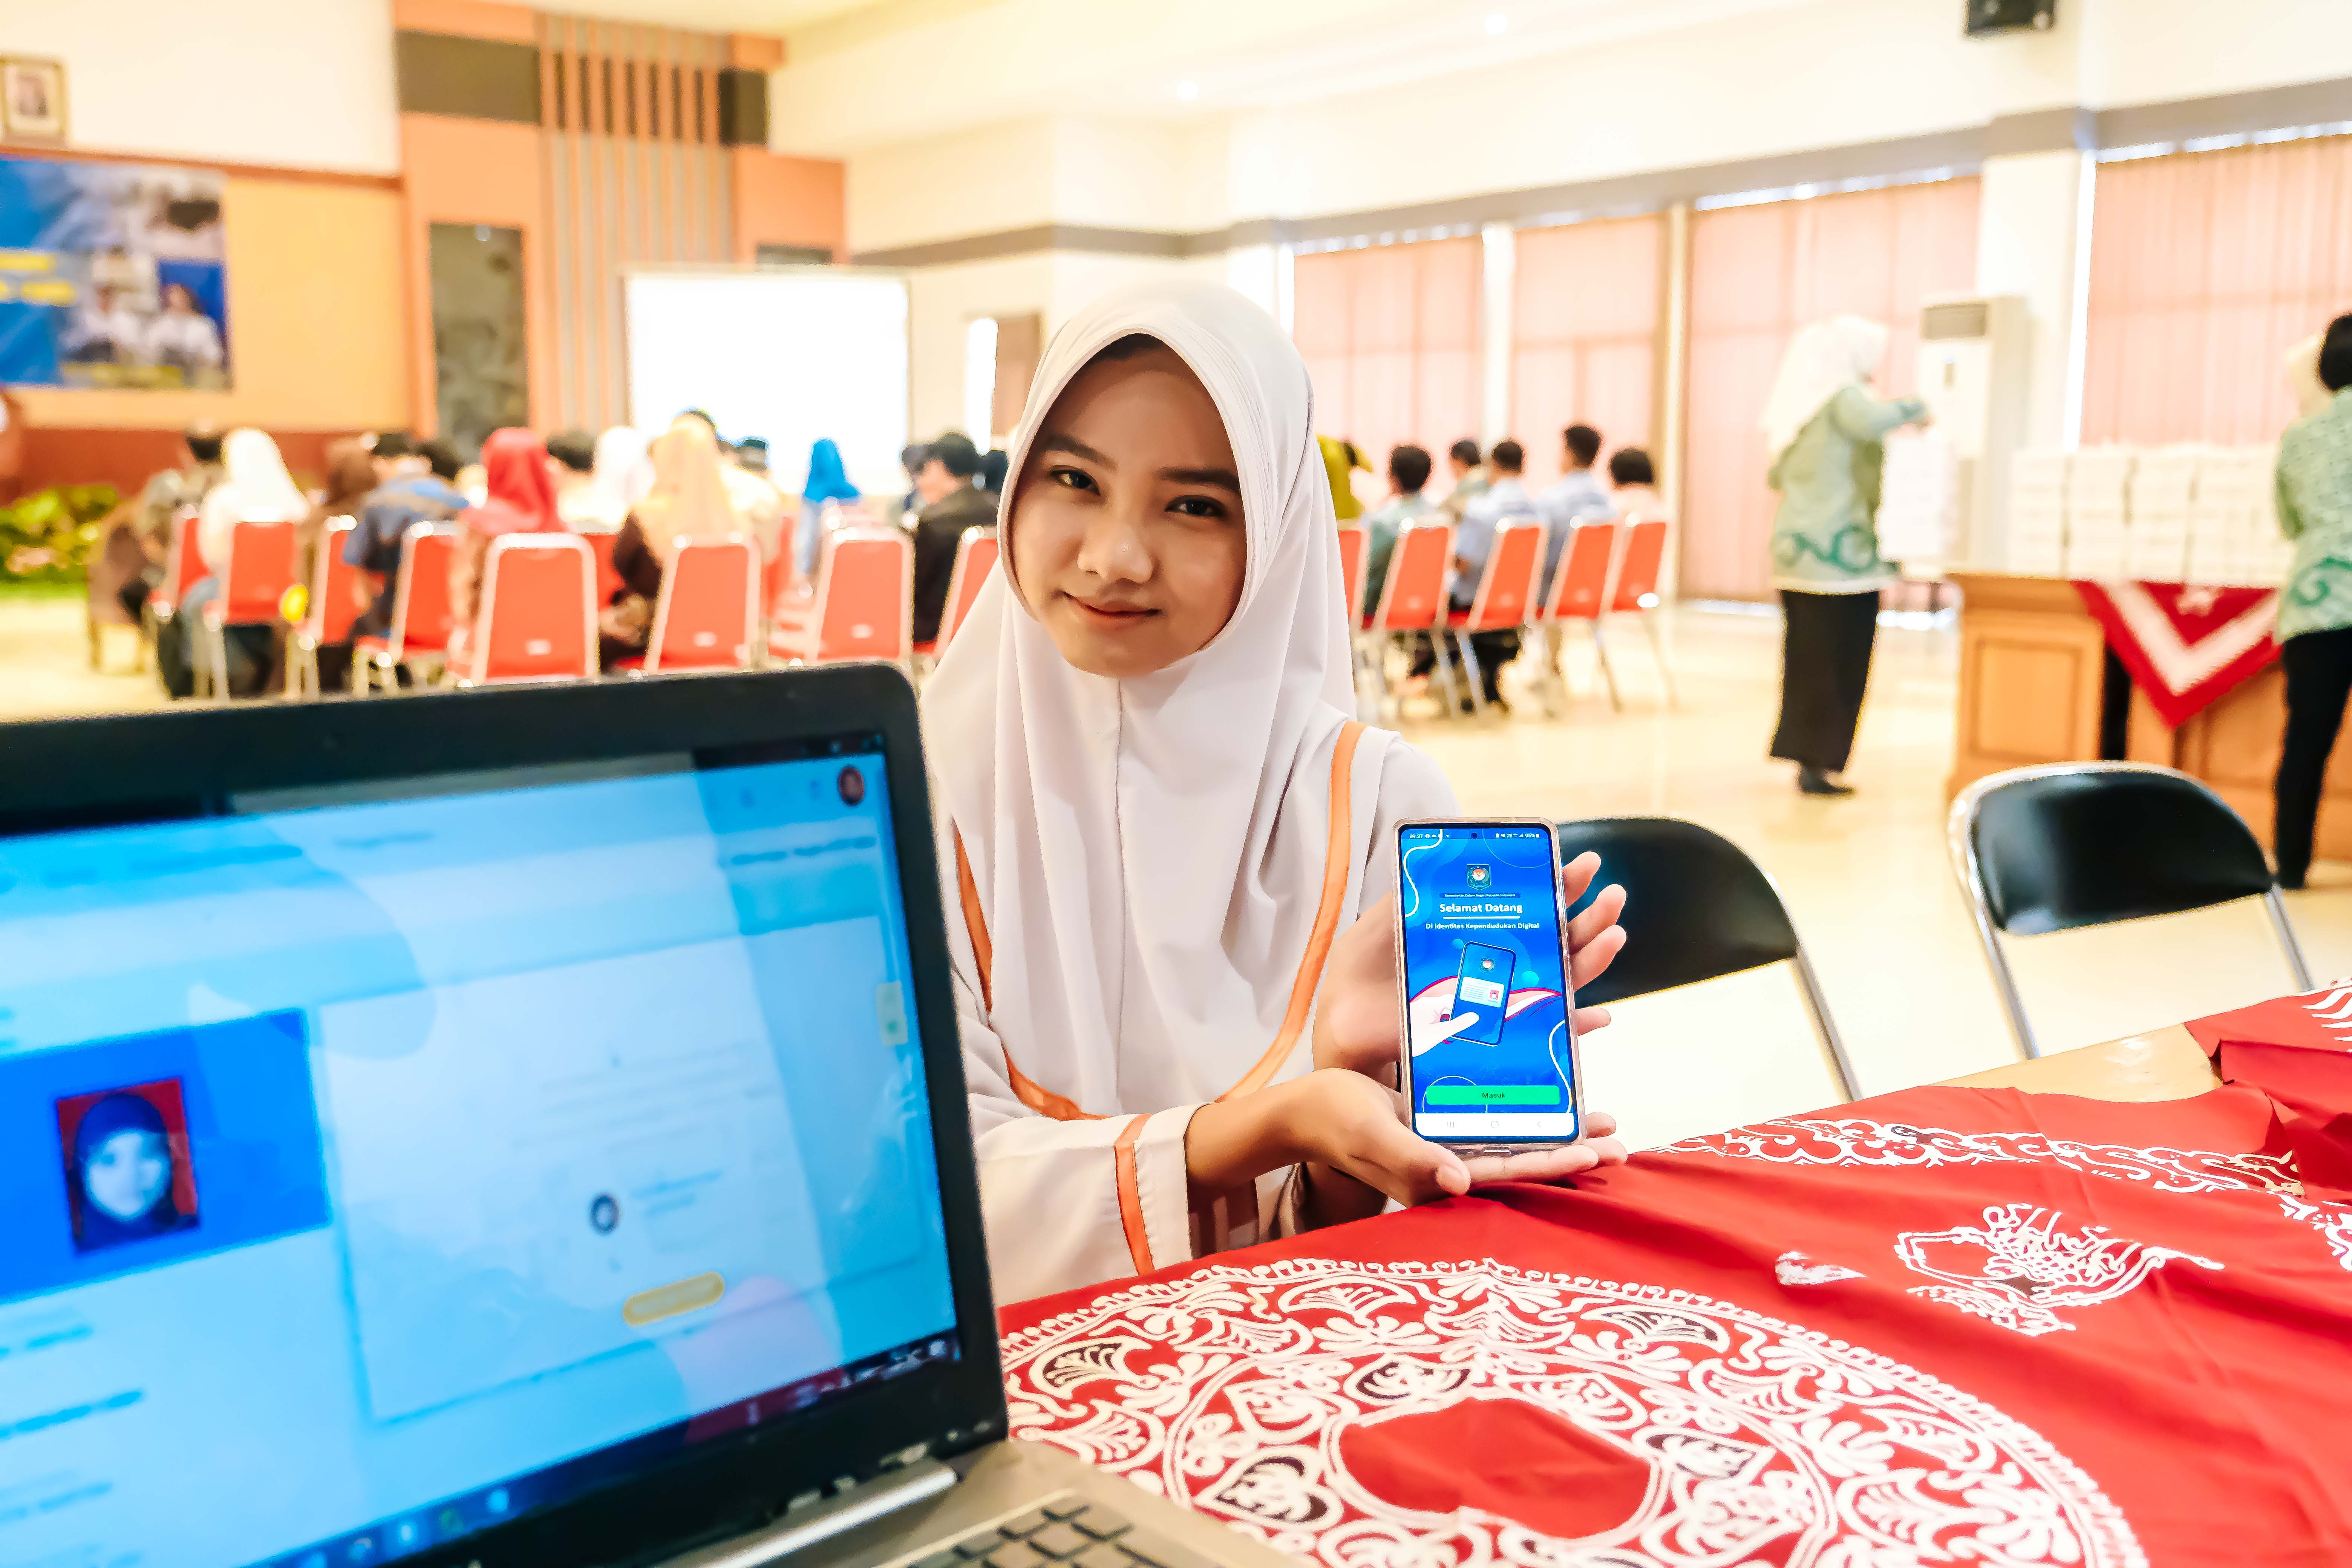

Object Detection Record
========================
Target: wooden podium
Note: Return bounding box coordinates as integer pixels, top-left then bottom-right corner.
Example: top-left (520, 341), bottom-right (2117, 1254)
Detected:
top-left (1946, 571), bottom-right (2352, 861)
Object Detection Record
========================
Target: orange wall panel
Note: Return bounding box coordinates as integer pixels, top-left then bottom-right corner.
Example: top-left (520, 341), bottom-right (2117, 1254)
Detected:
top-left (730, 149), bottom-right (845, 263)
top-left (398, 112), bottom-right (554, 435)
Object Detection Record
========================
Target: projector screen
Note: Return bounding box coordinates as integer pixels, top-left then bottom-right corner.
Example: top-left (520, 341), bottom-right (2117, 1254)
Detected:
top-left (623, 268), bottom-right (910, 501)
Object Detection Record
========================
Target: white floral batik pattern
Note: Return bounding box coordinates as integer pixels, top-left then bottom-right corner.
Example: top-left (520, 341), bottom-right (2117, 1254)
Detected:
top-left (1002, 1257), bottom-right (2146, 1568)
top-left (1894, 1204), bottom-right (2223, 1336)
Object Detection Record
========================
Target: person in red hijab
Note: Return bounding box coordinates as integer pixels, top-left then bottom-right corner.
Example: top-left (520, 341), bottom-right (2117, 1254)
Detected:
top-left (449, 428), bottom-right (567, 641)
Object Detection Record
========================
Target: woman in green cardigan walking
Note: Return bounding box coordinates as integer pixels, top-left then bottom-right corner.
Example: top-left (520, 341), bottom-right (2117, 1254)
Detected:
top-left (1759, 316), bottom-right (1930, 796)
top-left (2271, 314), bottom-right (2352, 888)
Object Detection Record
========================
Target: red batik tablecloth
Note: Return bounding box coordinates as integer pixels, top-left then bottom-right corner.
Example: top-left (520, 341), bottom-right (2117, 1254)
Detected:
top-left (999, 1072), bottom-right (2352, 1566)
top-left (2072, 580), bottom-right (2280, 728)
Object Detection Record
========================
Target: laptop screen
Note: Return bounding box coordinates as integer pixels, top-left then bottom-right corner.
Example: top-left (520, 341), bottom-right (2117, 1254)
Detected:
top-left (0, 733), bottom-right (961, 1568)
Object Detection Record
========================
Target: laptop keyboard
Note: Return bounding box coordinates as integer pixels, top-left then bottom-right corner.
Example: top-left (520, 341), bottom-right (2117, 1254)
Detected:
top-left (908, 1492), bottom-right (1225, 1568)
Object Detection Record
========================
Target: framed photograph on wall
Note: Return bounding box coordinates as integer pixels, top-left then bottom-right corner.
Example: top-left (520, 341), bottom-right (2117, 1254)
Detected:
top-left (2, 57), bottom-right (68, 145)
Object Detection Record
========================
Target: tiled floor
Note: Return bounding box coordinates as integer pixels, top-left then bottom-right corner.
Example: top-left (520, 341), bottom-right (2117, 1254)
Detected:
top-left (4, 595), bottom-right (2343, 1148)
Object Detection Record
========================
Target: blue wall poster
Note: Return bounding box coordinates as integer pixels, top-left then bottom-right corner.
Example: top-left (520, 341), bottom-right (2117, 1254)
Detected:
top-left (0, 154), bottom-right (230, 390)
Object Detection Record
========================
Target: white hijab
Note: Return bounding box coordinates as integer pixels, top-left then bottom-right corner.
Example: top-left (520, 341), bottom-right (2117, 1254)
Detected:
top-left (568, 425), bottom-right (654, 529)
top-left (198, 427), bottom-right (306, 571)
top-left (923, 277), bottom-right (1388, 1118)
top-left (1761, 315), bottom-right (1890, 461)
top-left (2285, 334), bottom-right (2334, 421)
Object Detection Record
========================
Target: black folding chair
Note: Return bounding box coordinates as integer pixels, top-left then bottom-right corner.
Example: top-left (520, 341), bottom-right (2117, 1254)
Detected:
top-left (1947, 762), bottom-right (2314, 1060)
top-left (1557, 817), bottom-right (1861, 1101)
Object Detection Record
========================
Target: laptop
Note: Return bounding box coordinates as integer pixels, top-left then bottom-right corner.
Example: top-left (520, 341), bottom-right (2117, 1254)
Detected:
top-left (0, 667), bottom-right (1290, 1568)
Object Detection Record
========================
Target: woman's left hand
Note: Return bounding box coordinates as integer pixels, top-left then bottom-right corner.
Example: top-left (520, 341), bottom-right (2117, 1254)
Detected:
top-left (1312, 850), bottom-right (1627, 1082)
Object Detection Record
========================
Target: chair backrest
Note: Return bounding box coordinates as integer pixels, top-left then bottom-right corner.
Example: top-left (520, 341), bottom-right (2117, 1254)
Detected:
top-left (1555, 818), bottom-right (1801, 1005)
top-left (1460, 520), bottom-right (1546, 631)
top-left (1543, 519), bottom-right (1619, 623)
top-left (645, 536), bottom-right (758, 672)
top-left (468, 534), bottom-right (595, 683)
top-left (1335, 526), bottom-right (1369, 619)
top-left (1608, 516), bottom-right (1670, 612)
top-left (1953, 764), bottom-right (2278, 936)
top-left (1369, 522), bottom-right (1453, 633)
top-left (813, 529), bottom-right (913, 662)
top-left (218, 520), bottom-right (301, 625)
top-left (386, 524), bottom-right (461, 659)
top-left (305, 518), bottom-right (364, 643)
top-left (159, 510), bottom-right (205, 609)
top-left (936, 527), bottom-right (998, 651)
top-left (585, 529), bottom-right (626, 611)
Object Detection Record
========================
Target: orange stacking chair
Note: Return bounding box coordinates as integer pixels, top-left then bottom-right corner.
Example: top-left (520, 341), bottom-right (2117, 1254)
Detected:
top-left (289, 518), bottom-right (366, 699)
top-left (1444, 519), bottom-right (1547, 718)
top-left (913, 527), bottom-right (998, 669)
top-left (1532, 518), bottom-right (1623, 712)
top-left (770, 528), bottom-right (913, 667)
top-left (630, 536), bottom-right (760, 674)
top-left (1605, 515), bottom-right (1678, 707)
top-left (352, 523), bottom-right (461, 695)
top-left (195, 519), bottom-right (300, 700)
top-left (1361, 521), bottom-right (1460, 719)
top-left (457, 533), bottom-right (597, 686)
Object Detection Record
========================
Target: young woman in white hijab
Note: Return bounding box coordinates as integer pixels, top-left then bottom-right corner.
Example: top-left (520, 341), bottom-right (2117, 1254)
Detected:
top-left (1759, 315), bottom-right (1930, 796)
top-left (196, 426), bottom-right (308, 574)
top-left (923, 278), bottom-right (1630, 1303)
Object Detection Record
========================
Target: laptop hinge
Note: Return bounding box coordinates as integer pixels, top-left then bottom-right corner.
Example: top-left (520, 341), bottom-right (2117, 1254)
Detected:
top-left (657, 1460), bottom-right (957, 1568)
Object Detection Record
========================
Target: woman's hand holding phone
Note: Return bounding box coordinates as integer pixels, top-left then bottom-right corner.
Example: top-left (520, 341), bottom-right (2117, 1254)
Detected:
top-left (1311, 850), bottom-right (1627, 1082)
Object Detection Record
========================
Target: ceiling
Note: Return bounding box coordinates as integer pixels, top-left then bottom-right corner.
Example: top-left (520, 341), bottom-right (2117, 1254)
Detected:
top-left (545, 0), bottom-right (885, 31)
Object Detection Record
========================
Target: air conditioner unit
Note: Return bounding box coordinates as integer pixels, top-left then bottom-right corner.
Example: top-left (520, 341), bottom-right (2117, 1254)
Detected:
top-left (1911, 294), bottom-right (2031, 571)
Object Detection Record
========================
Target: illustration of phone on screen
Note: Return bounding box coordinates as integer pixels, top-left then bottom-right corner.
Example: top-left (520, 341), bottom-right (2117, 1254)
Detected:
top-left (1449, 943), bottom-right (1513, 1046)
top-left (1394, 817), bottom-right (1581, 1151)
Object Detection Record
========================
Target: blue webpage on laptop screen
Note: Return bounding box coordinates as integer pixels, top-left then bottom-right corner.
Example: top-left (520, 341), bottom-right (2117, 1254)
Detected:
top-left (1397, 822), bottom-right (1579, 1142)
top-left (0, 739), bottom-right (959, 1568)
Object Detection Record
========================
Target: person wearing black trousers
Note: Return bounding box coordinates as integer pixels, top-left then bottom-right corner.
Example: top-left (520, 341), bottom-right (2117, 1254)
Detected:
top-left (2270, 314), bottom-right (2352, 888)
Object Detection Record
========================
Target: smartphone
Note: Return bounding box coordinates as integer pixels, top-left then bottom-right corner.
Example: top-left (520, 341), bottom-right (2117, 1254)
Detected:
top-left (1395, 818), bottom-right (1581, 1151)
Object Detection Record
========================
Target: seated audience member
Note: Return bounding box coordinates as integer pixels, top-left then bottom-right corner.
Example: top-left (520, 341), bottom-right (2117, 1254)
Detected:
top-left (981, 448), bottom-right (1009, 496)
top-left (161, 429), bottom-right (307, 695)
top-left (1319, 435), bottom-right (1369, 521)
top-left (1608, 446), bottom-right (1663, 518)
top-left (305, 436), bottom-right (379, 569)
top-left (117, 424), bottom-right (224, 623)
top-left (448, 429), bottom-right (565, 653)
top-left (347, 436), bottom-right (467, 639)
top-left (1449, 438), bottom-right (1537, 709)
top-left (899, 442), bottom-right (931, 521)
top-left (1437, 437), bottom-right (1488, 524)
top-left (797, 437), bottom-right (861, 579)
top-left (911, 432), bottom-right (997, 645)
top-left (546, 429), bottom-right (599, 525)
top-left (1359, 444), bottom-right (1434, 613)
top-left (566, 427), bottom-right (651, 533)
top-left (922, 279), bottom-right (1629, 1302)
top-left (675, 407), bottom-right (783, 551)
top-left (603, 418), bottom-right (744, 666)
top-left (1537, 423), bottom-right (1609, 588)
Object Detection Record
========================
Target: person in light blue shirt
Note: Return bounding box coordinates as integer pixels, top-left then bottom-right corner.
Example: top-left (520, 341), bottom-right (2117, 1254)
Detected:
top-left (1536, 423), bottom-right (1611, 595)
top-left (1359, 443), bottom-right (1435, 614)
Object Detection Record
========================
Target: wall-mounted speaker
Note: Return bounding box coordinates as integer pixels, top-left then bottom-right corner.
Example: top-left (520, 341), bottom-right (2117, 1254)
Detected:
top-left (1966, 0), bottom-right (2056, 35)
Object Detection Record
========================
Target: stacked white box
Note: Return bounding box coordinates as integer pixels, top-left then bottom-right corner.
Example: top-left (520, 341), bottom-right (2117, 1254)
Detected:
top-left (2007, 447), bottom-right (2069, 576)
top-left (2187, 444), bottom-right (2289, 585)
top-left (2124, 446), bottom-right (2200, 581)
top-left (2063, 447), bottom-right (2133, 579)
top-left (1877, 430), bottom-right (1960, 564)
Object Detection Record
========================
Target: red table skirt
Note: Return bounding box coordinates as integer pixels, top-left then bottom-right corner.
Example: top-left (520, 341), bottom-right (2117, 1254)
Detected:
top-left (2073, 579), bottom-right (2280, 728)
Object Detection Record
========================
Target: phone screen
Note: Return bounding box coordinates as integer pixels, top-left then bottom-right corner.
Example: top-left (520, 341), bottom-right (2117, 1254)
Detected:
top-left (1397, 821), bottom-right (1580, 1142)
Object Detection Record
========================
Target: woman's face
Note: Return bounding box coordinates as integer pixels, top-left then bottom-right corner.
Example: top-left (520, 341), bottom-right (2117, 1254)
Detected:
top-left (84, 1128), bottom-right (172, 1221)
top-left (1009, 345), bottom-right (1246, 680)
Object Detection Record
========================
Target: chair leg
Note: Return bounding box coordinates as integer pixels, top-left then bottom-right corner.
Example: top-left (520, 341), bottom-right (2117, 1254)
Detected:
top-left (1589, 619), bottom-right (1623, 711)
top-left (1641, 608), bottom-right (1680, 708)
top-left (1454, 629), bottom-right (1488, 718)
top-left (1539, 624), bottom-right (1568, 718)
top-left (1430, 630), bottom-right (1465, 719)
top-left (1974, 917), bottom-right (2041, 1061)
top-left (2265, 887), bottom-right (2317, 991)
top-left (211, 622), bottom-right (232, 702)
top-left (1789, 946), bottom-right (1863, 1102)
